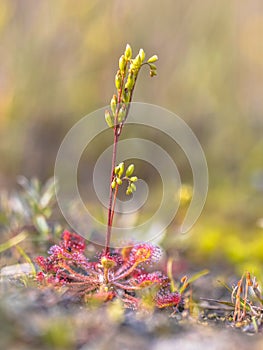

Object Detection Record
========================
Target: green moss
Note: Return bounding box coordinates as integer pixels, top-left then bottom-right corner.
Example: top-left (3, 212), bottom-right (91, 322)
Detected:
top-left (42, 318), bottom-right (74, 349)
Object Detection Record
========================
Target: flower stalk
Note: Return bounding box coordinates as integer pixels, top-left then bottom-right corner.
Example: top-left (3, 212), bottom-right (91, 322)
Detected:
top-left (104, 44), bottom-right (158, 253)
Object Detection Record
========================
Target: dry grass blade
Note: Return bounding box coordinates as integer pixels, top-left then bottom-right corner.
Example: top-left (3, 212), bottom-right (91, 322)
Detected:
top-left (0, 231), bottom-right (28, 253)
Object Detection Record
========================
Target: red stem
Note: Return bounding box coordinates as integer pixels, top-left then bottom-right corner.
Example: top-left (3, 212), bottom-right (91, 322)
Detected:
top-left (105, 129), bottom-right (119, 254)
top-left (104, 63), bottom-right (142, 254)
top-left (110, 183), bottom-right (119, 225)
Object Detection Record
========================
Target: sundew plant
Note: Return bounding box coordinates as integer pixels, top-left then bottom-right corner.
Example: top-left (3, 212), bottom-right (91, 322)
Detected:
top-left (36, 45), bottom-right (186, 311)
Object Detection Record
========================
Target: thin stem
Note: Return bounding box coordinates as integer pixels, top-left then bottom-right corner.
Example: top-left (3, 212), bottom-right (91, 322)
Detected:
top-left (105, 130), bottom-right (119, 254)
top-left (104, 58), bottom-right (145, 253)
top-left (110, 183), bottom-right (119, 225)
top-left (105, 64), bottom-right (127, 254)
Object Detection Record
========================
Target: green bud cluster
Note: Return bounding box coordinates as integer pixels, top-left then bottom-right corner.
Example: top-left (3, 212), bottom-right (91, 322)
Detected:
top-left (105, 44), bottom-right (158, 230)
top-left (105, 44), bottom-right (158, 129)
top-left (111, 162), bottom-right (138, 196)
top-left (126, 182), bottom-right (137, 196)
top-left (115, 162), bottom-right (124, 177)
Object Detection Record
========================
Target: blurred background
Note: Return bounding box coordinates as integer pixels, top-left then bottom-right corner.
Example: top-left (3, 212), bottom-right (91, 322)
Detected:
top-left (0, 0), bottom-right (263, 276)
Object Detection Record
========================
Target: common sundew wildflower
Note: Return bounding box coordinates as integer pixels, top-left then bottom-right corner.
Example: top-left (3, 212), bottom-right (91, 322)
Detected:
top-left (36, 231), bottom-right (182, 310)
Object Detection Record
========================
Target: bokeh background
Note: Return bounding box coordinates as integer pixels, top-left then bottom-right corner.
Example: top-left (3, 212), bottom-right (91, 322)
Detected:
top-left (0, 0), bottom-right (263, 277)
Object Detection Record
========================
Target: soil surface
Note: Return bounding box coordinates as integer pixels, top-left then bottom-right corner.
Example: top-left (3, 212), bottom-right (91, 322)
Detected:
top-left (0, 282), bottom-right (262, 350)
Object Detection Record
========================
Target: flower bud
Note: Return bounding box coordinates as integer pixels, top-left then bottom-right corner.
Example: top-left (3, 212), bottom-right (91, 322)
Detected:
top-left (119, 55), bottom-right (126, 72)
top-left (105, 110), bottom-right (114, 128)
top-left (125, 164), bottom-right (134, 177)
top-left (139, 48), bottom-right (145, 62)
top-left (115, 71), bottom-right (122, 89)
top-left (126, 186), bottom-right (132, 195)
top-left (149, 63), bottom-right (157, 70)
top-left (150, 70), bottom-right (157, 77)
top-left (117, 105), bottom-right (126, 123)
top-left (118, 162), bottom-right (124, 177)
top-left (130, 176), bottom-right (138, 182)
top-left (111, 179), bottom-right (116, 189)
top-left (133, 53), bottom-right (142, 67)
top-left (124, 44), bottom-right (132, 59)
top-left (125, 72), bottom-right (134, 90)
top-left (116, 178), bottom-right (122, 185)
top-left (130, 183), bottom-right (136, 192)
top-left (147, 55), bottom-right (158, 63)
top-left (110, 95), bottom-right (117, 114)
top-left (123, 88), bottom-right (130, 103)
